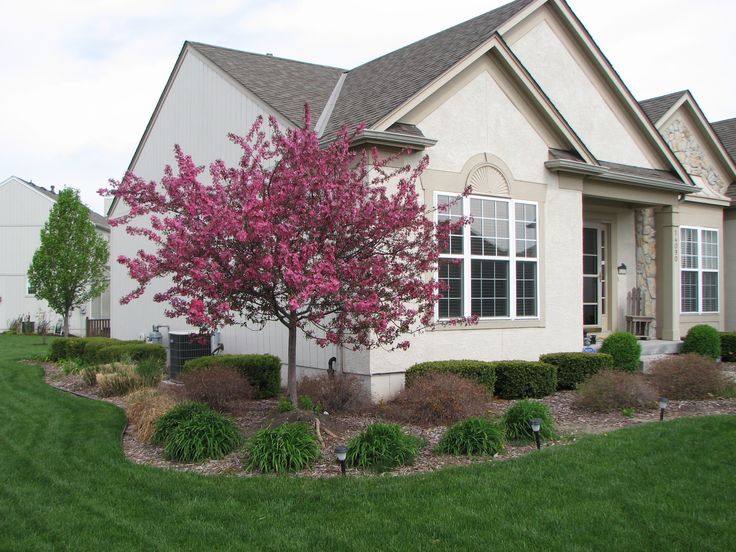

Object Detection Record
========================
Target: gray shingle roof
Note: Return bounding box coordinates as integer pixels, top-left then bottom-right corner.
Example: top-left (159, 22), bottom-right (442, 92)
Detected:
top-left (639, 91), bottom-right (687, 124)
top-left (712, 119), bottom-right (736, 203)
top-left (321, 0), bottom-right (535, 141)
top-left (189, 42), bottom-right (345, 127)
top-left (16, 177), bottom-right (109, 229)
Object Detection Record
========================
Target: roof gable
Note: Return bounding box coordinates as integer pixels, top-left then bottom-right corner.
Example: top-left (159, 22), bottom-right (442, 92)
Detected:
top-left (639, 91), bottom-right (687, 124)
top-left (319, 0), bottom-right (535, 141)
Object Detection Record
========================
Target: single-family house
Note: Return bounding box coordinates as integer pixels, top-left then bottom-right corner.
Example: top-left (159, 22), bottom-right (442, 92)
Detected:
top-left (108, 0), bottom-right (734, 399)
top-left (0, 176), bottom-right (111, 335)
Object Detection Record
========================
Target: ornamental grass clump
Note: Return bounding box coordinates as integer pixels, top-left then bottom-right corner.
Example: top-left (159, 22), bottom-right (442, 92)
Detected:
top-left (501, 400), bottom-right (556, 443)
top-left (163, 409), bottom-right (241, 463)
top-left (135, 357), bottom-right (164, 387)
top-left (244, 423), bottom-right (320, 473)
top-left (347, 423), bottom-right (423, 472)
top-left (682, 324), bottom-right (721, 359)
top-left (96, 366), bottom-right (142, 397)
top-left (152, 401), bottom-right (212, 445)
top-left (436, 417), bottom-right (505, 456)
top-left (599, 332), bottom-right (641, 372)
top-left (125, 389), bottom-right (178, 443)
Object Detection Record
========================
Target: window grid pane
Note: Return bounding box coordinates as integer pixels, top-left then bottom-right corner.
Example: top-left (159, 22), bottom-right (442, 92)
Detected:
top-left (438, 195), bottom-right (463, 255)
top-left (516, 261), bottom-right (537, 317)
top-left (515, 203), bottom-right (537, 258)
top-left (681, 228), bottom-right (698, 269)
top-left (470, 199), bottom-right (509, 257)
top-left (681, 270), bottom-right (698, 313)
top-left (701, 230), bottom-right (718, 270)
top-left (438, 259), bottom-right (463, 319)
top-left (702, 272), bottom-right (718, 313)
top-left (471, 259), bottom-right (509, 318)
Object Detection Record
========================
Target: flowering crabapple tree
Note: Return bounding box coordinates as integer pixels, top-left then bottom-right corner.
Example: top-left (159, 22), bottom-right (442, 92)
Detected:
top-left (103, 107), bottom-right (467, 403)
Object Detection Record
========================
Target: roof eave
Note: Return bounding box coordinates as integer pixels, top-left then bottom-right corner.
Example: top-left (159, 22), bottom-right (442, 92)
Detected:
top-left (545, 159), bottom-right (696, 194)
top-left (321, 130), bottom-right (438, 151)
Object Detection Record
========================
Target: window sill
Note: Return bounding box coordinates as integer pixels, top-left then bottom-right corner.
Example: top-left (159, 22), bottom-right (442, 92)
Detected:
top-left (435, 319), bottom-right (544, 331)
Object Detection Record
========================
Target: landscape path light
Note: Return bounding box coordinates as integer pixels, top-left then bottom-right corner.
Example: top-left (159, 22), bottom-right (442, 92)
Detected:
top-left (530, 418), bottom-right (542, 450)
top-left (335, 445), bottom-right (348, 476)
top-left (659, 398), bottom-right (669, 421)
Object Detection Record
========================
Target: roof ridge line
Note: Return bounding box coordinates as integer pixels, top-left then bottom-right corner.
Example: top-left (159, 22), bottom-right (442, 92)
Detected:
top-left (315, 72), bottom-right (347, 138)
top-left (187, 41), bottom-right (346, 72)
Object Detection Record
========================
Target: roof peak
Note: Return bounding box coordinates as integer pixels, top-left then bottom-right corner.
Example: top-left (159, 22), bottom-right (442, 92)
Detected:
top-left (187, 41), bottom-right (346, 72)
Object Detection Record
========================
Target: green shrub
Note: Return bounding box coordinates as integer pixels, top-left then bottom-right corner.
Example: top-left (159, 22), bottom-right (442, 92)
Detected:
top-left (163, 409), bottom-right (241, 463)
top-left (721, 333), bottom-right (736, 362)
top-left (95, 343), bottom-right (166, 365)
top-left (347, 423), bottom-right (422, 472)
top-left (152, 401), bottom-right (212, 445)
top-left (405, 360), bottom-right (496, 393)
top-left (135, 357), bottom-right (164, 387)
top-left (278, 397), bottom-right (294, 412)
top-left (81, 338), bottom-right (120, 365)
top-left (60, 358), bottom-right (83, 375)
top-left (65, 338), bottom-right (88, 361)
top-left (599, 332), bottom-right (641, 371)
top-left (502, 400), bottom-right (556, 443)
top-left (493, 361), bottom-right (557, 399)
top-left (50, 338), bottom-right (73, 361)
top-left (682, 324), bottom-right (721, 359)
top-left (183, 354), bottom-right (281, 399)
top-left (435, 417), bottom-right (505, 456)
top-left (244, 423), bottom-right (320, 473)
top-left (540, 352), bottom-right (613, 390)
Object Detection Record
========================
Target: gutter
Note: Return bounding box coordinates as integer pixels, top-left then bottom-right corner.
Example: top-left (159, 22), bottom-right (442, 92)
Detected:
top-left (545, 159), bottom-right (696, 194)
top-left (344, 130), bottom-right (438, 151)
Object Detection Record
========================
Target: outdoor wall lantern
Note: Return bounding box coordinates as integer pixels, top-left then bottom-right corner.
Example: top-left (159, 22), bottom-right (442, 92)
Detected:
top-left (617, 263), bottom-right (627, 275)
top-left (335, 445), bottom-right (348, 476)
top-left (530, 418), bottom-right (542, 450)
top-left (659, 397), bottom-right (669, 421)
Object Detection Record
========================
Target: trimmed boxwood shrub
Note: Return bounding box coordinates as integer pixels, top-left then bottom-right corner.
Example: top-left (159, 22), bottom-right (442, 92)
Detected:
top-left (502, 400), bottom-right (556, 442)
top-left (493, 361), bottom-right (557, 399)
top-left (244, 423), bottom-right (320, 473)
top-left (682, 324), bottom-right (721, 359)
top-left (721, 333), bottom-right (736, 362)
top-left (540, 352), bottom-right (613, 390)
top-left (435, 417), bottom-right (505, 456)
top-left (50, 338), bottom-right (74, 361)
top-left (81, 338), bottom-right (121, 365)
top-left (183, 354), bottom-right (281, 399)
top-left (405, 360), bottom-right (496, 394)
top-left (599, 332), bottom-right (641, 372)
top-left (347, 423), bottom-right (422, 472)
top-left (95, 343), bottom-right (166, 365)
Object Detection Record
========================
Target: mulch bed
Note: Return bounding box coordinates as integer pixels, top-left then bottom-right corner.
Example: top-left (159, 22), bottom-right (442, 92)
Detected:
top-left (40, 361), bottom-right (736, 478)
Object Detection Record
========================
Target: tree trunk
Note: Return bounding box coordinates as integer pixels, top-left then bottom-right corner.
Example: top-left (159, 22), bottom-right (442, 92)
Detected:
top-left (287, 311), bottom-right (298, 404)
top-left (63, 312), bottom-right (70, 337)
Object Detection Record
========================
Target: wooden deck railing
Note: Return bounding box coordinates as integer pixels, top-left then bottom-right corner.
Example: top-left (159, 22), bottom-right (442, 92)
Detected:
top-left (86, 318), bottom-right (111, 338)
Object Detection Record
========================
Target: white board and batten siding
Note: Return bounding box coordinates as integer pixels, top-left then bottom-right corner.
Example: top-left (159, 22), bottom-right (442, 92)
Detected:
top-left (110, 47), bottom-right (337, 377)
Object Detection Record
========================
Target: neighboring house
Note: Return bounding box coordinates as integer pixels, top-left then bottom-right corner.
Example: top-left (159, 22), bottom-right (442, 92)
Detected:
top-left (0, 176), bottom-right (111, 335)
top-left (109, 0), bottom-right (733, 399)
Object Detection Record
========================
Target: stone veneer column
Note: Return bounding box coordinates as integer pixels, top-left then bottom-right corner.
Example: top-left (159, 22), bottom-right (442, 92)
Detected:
top-left (635, 208), bottom-right (657, 337)
top-left (654, 205), bottom-right (680, 341)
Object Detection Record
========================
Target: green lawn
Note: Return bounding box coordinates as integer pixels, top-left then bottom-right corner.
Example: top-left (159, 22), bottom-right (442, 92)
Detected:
top-left (1, 334), bottom-right (734, 551)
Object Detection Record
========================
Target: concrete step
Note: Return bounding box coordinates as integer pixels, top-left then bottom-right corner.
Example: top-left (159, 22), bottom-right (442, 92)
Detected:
top-left (639, 340), bottom-right (683, 356)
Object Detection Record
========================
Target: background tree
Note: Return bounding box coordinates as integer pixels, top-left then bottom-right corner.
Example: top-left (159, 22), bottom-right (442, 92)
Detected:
top-left (28, 188), bottom-right (109, 337)
top-left (104, 108), bottom-right (467, 403)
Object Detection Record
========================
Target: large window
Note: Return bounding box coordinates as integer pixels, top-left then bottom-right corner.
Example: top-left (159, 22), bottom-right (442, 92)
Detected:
top-left (437, 193), bottom-right (539, 320)
top-left (680, 227), bottom-right (718, 314)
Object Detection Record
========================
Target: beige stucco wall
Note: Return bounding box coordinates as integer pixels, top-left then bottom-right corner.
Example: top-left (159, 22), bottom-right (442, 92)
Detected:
top-left (725, 210), bottom-right (736, 331)
top-left (678, 201), bottom-right (725, 333)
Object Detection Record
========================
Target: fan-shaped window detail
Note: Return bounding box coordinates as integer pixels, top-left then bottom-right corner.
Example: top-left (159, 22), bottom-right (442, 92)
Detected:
top-left (466, 164), bottom-right (510, 197)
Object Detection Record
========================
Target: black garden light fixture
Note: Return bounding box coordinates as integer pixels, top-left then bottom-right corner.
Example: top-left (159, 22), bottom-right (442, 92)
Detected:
top-left (530, 418), bottom-right (542, 450)
top-left (335, 445), bottom-right (348, 476)
top-left (659, 397), bottom-right (669, 421)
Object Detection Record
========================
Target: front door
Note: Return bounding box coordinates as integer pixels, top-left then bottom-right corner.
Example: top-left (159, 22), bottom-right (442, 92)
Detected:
top-left (583, 225), bottom-right (607, 328)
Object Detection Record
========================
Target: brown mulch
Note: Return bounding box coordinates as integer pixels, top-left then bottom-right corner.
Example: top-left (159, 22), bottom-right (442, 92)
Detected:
top-left (40, 362), bottom-right (736, 478)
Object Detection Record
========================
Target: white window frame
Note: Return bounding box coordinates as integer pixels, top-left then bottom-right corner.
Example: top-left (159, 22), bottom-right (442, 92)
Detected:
top-left (435, 192), bottom-right (540, 321)
top-left (26, 277), bottom-right (36, 296)
top-left (680, 226), bottom-right (719, 315)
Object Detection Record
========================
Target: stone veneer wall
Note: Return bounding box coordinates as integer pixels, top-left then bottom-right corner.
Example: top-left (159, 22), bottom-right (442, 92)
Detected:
top-left (663, 118), bottom-right (726, 194)
top-left (635, 208), bottom-right (656, 337)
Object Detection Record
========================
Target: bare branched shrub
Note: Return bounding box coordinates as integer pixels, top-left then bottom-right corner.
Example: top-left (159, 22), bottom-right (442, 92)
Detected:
top-left (297, 372), bottom-right (370, 414)
top-left (125, 389), bottom-right (178, 443)
top-left (384, 372), bottom-right (490, 426)
top-left (574, 370), bottom-right (657, 412)
top-left (649, 354), bottom-right (733, 399)
top-left (180, 366), bottom-right (254, 411)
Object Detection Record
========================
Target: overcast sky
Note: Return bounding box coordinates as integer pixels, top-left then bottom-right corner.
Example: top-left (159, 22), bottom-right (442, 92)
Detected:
top-left (2, 0), bottom-right (734, 214)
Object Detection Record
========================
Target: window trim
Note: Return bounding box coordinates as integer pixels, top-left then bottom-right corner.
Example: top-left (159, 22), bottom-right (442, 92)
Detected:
top-left (679, 226), bottom-right (719, 315)
top-left (435, 191), bottom-right (540, 322)
top-left (26, 277), bottom-right (36, 296)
